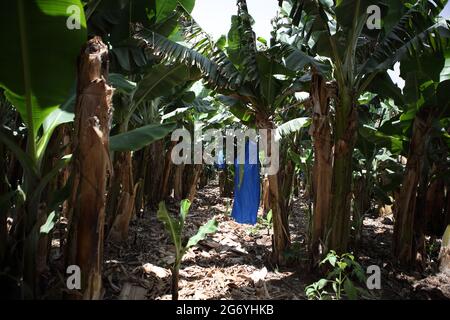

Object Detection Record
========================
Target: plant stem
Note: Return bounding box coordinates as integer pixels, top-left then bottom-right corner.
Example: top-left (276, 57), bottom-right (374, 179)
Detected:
top-left (172, 262), bottom-right (180, 300)
top-left (17, 0), bottom-right (37, 164)
top-left (337, 272), bottom-right (342, 300)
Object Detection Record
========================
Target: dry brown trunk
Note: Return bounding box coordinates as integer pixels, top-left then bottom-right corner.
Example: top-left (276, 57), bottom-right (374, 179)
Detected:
top-left (161, 141), bottom-right (176, 200)
top-left (219, 167), bottom-right (233, 197)
top-left (199, 170), bottom-right (208, 188)
top-left (143, 139), bottom-right (165, 207)
top-left (66, 37), bottom-right (113, 300)
top-left (108, 151), bottom-right (136, 242)
top-left (257, 115), bottom-right (290, 265)
top-left (425, 168), bottom-right (446, 236)
top-left (133, 149), bottom-right (146, 216)
top-left (59, 124), bottom-right (72, 219)
top-left (187, 164), bottom-right (202, 203)
top-left (182, 164), bottom-right (193, 199)
top-left (173, 164), bottom-right (185, 200)
top-left (413, 172), bottom-right (428, 269)
top-left (281, 159), bottom-right (294, 212)
top-left (268, 172), bottom-right (290, 265)
top-left (309, 73), bottom-right (332, 262)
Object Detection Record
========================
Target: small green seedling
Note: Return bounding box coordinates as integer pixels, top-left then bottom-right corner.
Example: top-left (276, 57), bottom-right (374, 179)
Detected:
top-left (157, 199), bottom-right (218, 300)
top-left (263, 209), bottom-right (273, 227)
top-left (305, 251), bottom-right (367, 300)
top-left (246, 209), bottom-right (273, 236)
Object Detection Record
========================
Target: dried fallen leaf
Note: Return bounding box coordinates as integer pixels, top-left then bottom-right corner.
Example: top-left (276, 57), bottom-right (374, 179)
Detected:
top-left (201, 239), bottom-right (220, 249)
top-left (142, 263), bottom-right (170, 278)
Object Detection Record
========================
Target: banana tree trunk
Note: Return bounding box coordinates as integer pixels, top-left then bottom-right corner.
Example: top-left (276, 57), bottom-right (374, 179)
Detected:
top-left (58, 124), bottom-right (72, 219)
top-left (328, 89), bottom-right (358, 254)
top-left (161, 141), bottom-right (176, 200)
top-left (143, 139), bottom-right (165, 207)
top-left (133, 148), bottom-right (146, 215)
top-left (108, 151), bottom-right (136, 242)
top-left (258, 116), bottom-right (290, 265)
top-left (393, 108), bottom-right (432, 266)
top-left (187, 164), bottom-right (202, 203)
top-left (199, 170), bottom-right (208, 188)
top-left (281, 159), bottom-right (294, 213)
top-left (353, 176), bottom-right (371, 245)
top-left (412, 166), bottom-right (429, 269)
top-left (66, 37), bottom-right (113, 300)
top-left (268, 171), bottom-right (290, 265)
top-left (309, 73), bottom-right (333, 262)
top-left (292, 175), bottom-right (299, 198)
top-left (182, 164), bottom-right (193, 199)
top-left (219, 166), bottom-right (233, 197)
top-left (37, 124), bottom-right (72, 281)
top-left (173, 164), bottom-right (185, 200)
top-left (425, 165), bottom-right (446, 236)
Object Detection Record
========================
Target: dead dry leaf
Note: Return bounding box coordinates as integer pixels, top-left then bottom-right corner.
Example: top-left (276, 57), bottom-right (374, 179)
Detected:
top-left (142, 263), bottom-right (170, 278)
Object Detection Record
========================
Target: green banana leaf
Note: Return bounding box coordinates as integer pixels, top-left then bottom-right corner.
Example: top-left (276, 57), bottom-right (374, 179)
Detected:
top-left (110, 122), bottom-right (177, 152)
top-left (132, 64), bottom-right (200, 107)
top-left (276, 117), bottom-right (311, 138)
top-left (0, 0), bottom-right (87, 137)
top-left (185, 217), bottom-right (218, 250)
top-left (37, 73), bottom-right (137, 164)
top-left (157, 201), bottom-right (183, 256)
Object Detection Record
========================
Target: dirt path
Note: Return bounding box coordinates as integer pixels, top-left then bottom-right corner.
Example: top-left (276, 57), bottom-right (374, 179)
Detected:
top-left (102, 184), bottom-right (449, 300)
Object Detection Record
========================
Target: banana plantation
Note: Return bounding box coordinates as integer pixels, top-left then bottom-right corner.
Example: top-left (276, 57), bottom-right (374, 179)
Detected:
top-left (0, 0), bottom-right (450, 301)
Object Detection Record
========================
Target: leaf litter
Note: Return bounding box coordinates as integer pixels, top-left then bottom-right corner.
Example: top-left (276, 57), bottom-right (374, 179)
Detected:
top-left (101, 184), bottom-right (450, 300)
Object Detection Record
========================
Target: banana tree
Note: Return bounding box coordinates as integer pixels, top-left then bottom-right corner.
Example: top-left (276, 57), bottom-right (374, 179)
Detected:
top-left (279, 0), bottom-right (449, 258)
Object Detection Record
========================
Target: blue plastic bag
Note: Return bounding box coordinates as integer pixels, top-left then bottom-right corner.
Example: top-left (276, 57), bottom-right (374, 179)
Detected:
top-left (231, 140), bottom-right (260, 225)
